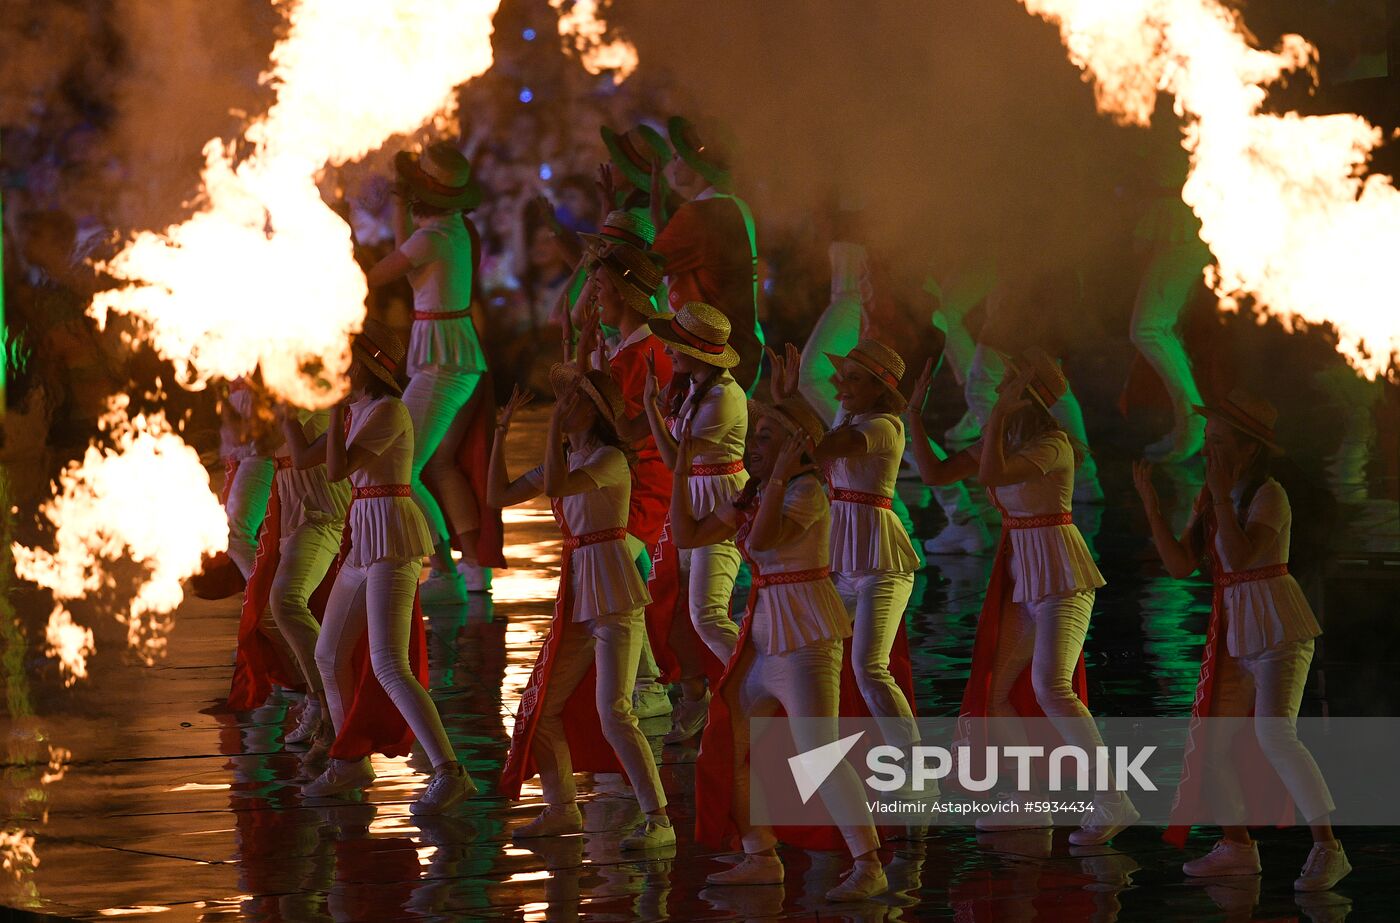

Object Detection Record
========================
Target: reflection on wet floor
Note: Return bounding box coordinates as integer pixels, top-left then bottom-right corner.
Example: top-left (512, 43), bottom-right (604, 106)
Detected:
top-left (2, 417), bottom-right (1398, 921)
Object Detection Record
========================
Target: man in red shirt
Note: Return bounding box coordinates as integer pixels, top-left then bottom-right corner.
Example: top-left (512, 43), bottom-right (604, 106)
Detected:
top-left (651, 116), bottom-right (765, 395)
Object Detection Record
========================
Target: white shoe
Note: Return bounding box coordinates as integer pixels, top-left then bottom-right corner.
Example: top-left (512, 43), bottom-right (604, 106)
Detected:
top-left (633, 683), bottom-right (673, 720)
top-left (924, 520), bottom-right (995, 556)
top-left (1294, 841), bottom-right (1352, 892)
top-left (302, 757), bottom-right (376, 797)
top-left (664, 691), bottom-right (711, 744)
top-left (411, 765), bottom-right (477, 816)
top-left (1182, 839), bottom-right (1262, 878)
top-left (284, 700), bottom-right (323, 747)
top-left (1068, 792), bottom-right (1141, 846)
top-left (421, 569), bottom-right (468, 604)
top-left (621, 817), bottom-right (676, 851)
top-left (706, 853), bottom-right (784, 886)
top-left (945, 409), bottom-right (982, 446)
top-left (513, 803), bottom-right (583, 839)
top-left (457, 561), bottom-right (492, 593)
top-left (826, 862), bottom-right (888, 902)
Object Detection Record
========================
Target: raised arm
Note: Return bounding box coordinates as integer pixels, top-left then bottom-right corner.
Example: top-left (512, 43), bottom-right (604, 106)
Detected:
top-left (326, 401), bottom-right (350, 482)
top-left (1133, 460), bottom-right (1201, 579)
top-left (486, 387), bottom-right (541, 508)
top-left (281, 410), bottom-right (327, 468)
top-left (541, 386), bottom-right (607, 497)
top-left (745, 434), bottom-right (813, 552)
top-left (1205, 452), bottom-right (1279, 572)
top-left (903, 357), bottom-right (978, 486)
top-left (669, 435), bottom-right (736, 548)
top-left (977, 371), bottom-right (1046, 487)
top-left (643, 351), bottom-right (681, 470)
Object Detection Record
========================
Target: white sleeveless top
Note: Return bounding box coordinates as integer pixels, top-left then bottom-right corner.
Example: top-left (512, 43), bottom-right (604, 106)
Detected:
top-left (827, 411), bottom-right (919, 575)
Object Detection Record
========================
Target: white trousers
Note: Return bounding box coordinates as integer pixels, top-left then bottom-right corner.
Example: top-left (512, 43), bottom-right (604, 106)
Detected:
top-left (269, 518), bottom-right (342, 695)
top-left (835, 571), bottom-right (917, 746)
top-left (1205, 638), bottom-right (1335, 824)
top-left (798, 291), bottom-right (862, 427)
top-left (728, 638), bottom-right (880, 858)
top-left (626, 534), bottom-right (660, 688)
top-left (1130, 242), bottom-right (1207, 425)
top-left (402, 366), bottom-right (482, 549)
top-left (680, 542), bottom-right (742, 664)
top-left (226, 457), bottom-right (274, 580)
top-left (533, 609), bottom-right (667, 813)
top-left (986, 590), bottom-right (1106, 760)
top-left (316, 559), bottom-right (455, 768)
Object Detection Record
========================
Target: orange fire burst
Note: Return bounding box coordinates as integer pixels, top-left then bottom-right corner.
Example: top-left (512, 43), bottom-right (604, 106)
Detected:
top-left (1021, 0), bottom-right (1400, 379)
top-left (551, 0), bottom-right (638, 84)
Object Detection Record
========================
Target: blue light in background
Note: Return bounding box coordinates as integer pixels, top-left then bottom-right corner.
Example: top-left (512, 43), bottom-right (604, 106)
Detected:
top-left (519, 87), bottom-right (534, 103)
top-left (523, 28), bottom-right (537, 41)
top-left (539, 163), bottom-right (553, 181)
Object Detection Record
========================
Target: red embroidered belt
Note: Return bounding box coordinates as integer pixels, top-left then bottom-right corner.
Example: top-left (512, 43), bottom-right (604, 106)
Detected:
top-left (691, 459), bottom-right (744, 477)
top-left (1004, 512), bottom-right (1073, 530)
top-left (563, 527), bottom-right (628, 550)
top-left (1218, 563), bottom-right (1289, 587)
top-left (413, 308), bottom-right (471, 321)
top-left (831, 486), bottom-right (892, 509)
top-left (275, 456), bottom-right (294, 470)
top-left (351, 484), bottom-right (412, 500)
top-left (753, 566), bottom-right (831, 590)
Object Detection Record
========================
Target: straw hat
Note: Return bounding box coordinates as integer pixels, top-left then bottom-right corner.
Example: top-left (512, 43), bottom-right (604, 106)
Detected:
top-left (1000, 347), bottom-right (1067, 413)
top-left (667, 116), bottom-right (735, 187)
top-left (394, 142), bottom-right (483, 210)
top-left (1195, 388), bottom-right (1282, 452)
top-left (601, 124), bottom-right (671, 190)
top-left (825, 338), bottom-right (907, 401)
top-left (749, 395), bottom-right (827, 450)
top-left (351, 319), bottom-right (406, 395)
top-left (549, 363), bottom-right (625, 431)
top-left (647, 302), bottom-right (740, 368)
top-left (580, 209), bottom-right (657, 250)
top-left (589, 241), bottom-right (666, 318)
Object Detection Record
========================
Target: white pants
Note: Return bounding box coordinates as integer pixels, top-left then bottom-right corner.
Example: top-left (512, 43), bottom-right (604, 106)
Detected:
top-left (402, 366), bottom-right (482, 549)
top-left (798, 291), bottom-right (862, 426)
top-left (533, 609), bottom-right (667, 813)
top-left (316, 559), bottom-right (455, 768)
top-left (728, 638), bottom-right (880, 858)
top-left (1130, 242), bottom-right (1207, 427)
top-left (681, 542), bottom-right (742, 664)
top-left (986, 590), bottom-right (1106, 762)
top-left (835, 571), bottom-right (917, 747)
top-left (270, 518), bottom-right (342, 695)
top-left (226, 457), bottom-right (274, 580)
top-left (626, 534), bottom-right (661, 688)
top-left (1205, 638), bottom-right (1335, 824)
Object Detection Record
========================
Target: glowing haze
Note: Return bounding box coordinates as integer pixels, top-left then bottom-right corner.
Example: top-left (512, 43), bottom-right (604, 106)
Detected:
top-left (1020, 0), bottom-right (1400, 380)
top-left (552, 0), bottom-right (639, 84)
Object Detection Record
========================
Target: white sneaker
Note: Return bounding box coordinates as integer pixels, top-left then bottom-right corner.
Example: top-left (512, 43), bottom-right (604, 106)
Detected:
top-left (284, 700), bottom-right (323, 747)
top-left (457, 561), bottom-right (492, 593)
top-left (633, 683), bottom-right (673, 720)
top-left (513, 803), bottom-right (583, 839)
top-left (924, 520), bottom-right (996, 556)
top-left (706, 853), bottom-right (784, 886)
top-left (621, 817), bottom-right (677, 851)
top-left (663, 691), bottom-right (711, 744)
top-left (1294, 841), bottom-right (1352, 892)
top-left (1182, 839), bottom-right (1262, 878)
top-left (302, 757), bottom-right (376, 797)
top-left (421, 569), bottom-right (468, 604)
top-left (411, 766), bottom-right (478, 816)
top-left (1068, 792), bottom-right (1141, 846)
top-left (826, 862), bottom-right (888, 902)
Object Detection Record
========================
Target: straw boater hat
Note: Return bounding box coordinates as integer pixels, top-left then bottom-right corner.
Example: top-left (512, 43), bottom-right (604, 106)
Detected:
top-left (590, 240), bottom-right (666, 318)
top-left (549, 363), bottom-right (625, 431)
top-left (647, 302), bottom-right (740, 368)
top-left (351, 319), bottom-right (406, 395)
top-left (601, 124), bottom-right (671, 190)
top-left (825, 338), bottom-right (907, 401)
top-left (1195, 388), bottom-right (1282, 453)
top-left (580, 209), bottom-right (656, 251)
top-left (667, 116), bottom-right (735, 187)
top-left (749, 395), bottom-right (827, 451)
top-left (394, 141), bottom-right (483, 210)
top-left (1000, 346), bottom-right (1067, 413)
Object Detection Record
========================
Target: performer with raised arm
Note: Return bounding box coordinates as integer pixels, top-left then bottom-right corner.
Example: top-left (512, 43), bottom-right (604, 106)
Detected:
top-left (492, 369), bottom-right (674, 850)
top-left (904, 349), bottom-right (1136, 844)
top-left (1137, 391), bottom-right (1347, 891)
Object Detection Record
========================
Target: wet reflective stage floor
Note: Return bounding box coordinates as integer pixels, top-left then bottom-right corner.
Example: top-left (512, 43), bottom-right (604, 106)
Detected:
top-left (4, 409), bottom-right (1400, 922)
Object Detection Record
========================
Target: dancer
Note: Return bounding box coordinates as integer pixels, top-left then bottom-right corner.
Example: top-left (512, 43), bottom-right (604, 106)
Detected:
top-left (652, 117), bottom-right (765, 394)
top-left (221, 377), bottom-right (275, 582)
top-left (304, 321), bottom-right (476, 815)
top-left (905, 348), bottom-right (1136, 844)
top-left (367, 141), bottom-right (489, 600)
top-left (1138, 390), bottom-right (1348, 891)
top-left (642, 302), bottom-right (749, 742)
top-left (774, 338), bottom-right (919, 746)
top-left (682, 395), bottom-right (886, 901)
top-left (493, 367), bottom-right (674, 851)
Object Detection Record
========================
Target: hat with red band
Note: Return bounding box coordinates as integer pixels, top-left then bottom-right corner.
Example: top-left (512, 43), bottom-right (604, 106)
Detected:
top-left (647, 302), bottom-right (740, 368)
top-left (825, 338), bottom-right (907, 401)
top-left (351, 319), bottom-right (406, 395)
top-left (1195, 388), bottom-right (1282, 453)
top-left (601, 124), bottom-right (671, 191)
top-left (999, 346), bottom-right (1068, 414)
top-left (394, 141), bottom-right (483, 211)
top-left (580, 209), bottom-right (656, 251)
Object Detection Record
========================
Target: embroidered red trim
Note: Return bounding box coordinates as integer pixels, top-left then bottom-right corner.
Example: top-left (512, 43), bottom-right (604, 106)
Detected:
top-left (562, 527), bottom-right (628, 550)
top-left (412, 308), bottom-right (471, 321)
top-left (351, 484), bottom-right (412, 500)
top-left (1217, 563), bottom-right (1289, 587)
top-left (275, 456), bottom-right (294, 470)
top-left (753, 566), bottom-right (831, 590)
top-left (690, 459), bottom-right (744, 477)
top-left (1004, 512), bottom-right (1074, 530)
top-left (831, 486), bottom-right (892, 509)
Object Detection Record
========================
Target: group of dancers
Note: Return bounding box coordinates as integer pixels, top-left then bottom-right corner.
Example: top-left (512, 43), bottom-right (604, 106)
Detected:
top-left (211, 116), bottom-right (1353, 900)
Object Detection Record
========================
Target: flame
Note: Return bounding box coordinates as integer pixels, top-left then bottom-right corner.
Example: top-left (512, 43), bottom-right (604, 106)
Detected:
top-left (12, 399), bottom-right (229, 683)
top-left (1020, 0), bottom-right (1400, 379)
top-left (552, 0), bottom-right (638, 84)
top-left (91, 0), bottom-right (502, 407)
